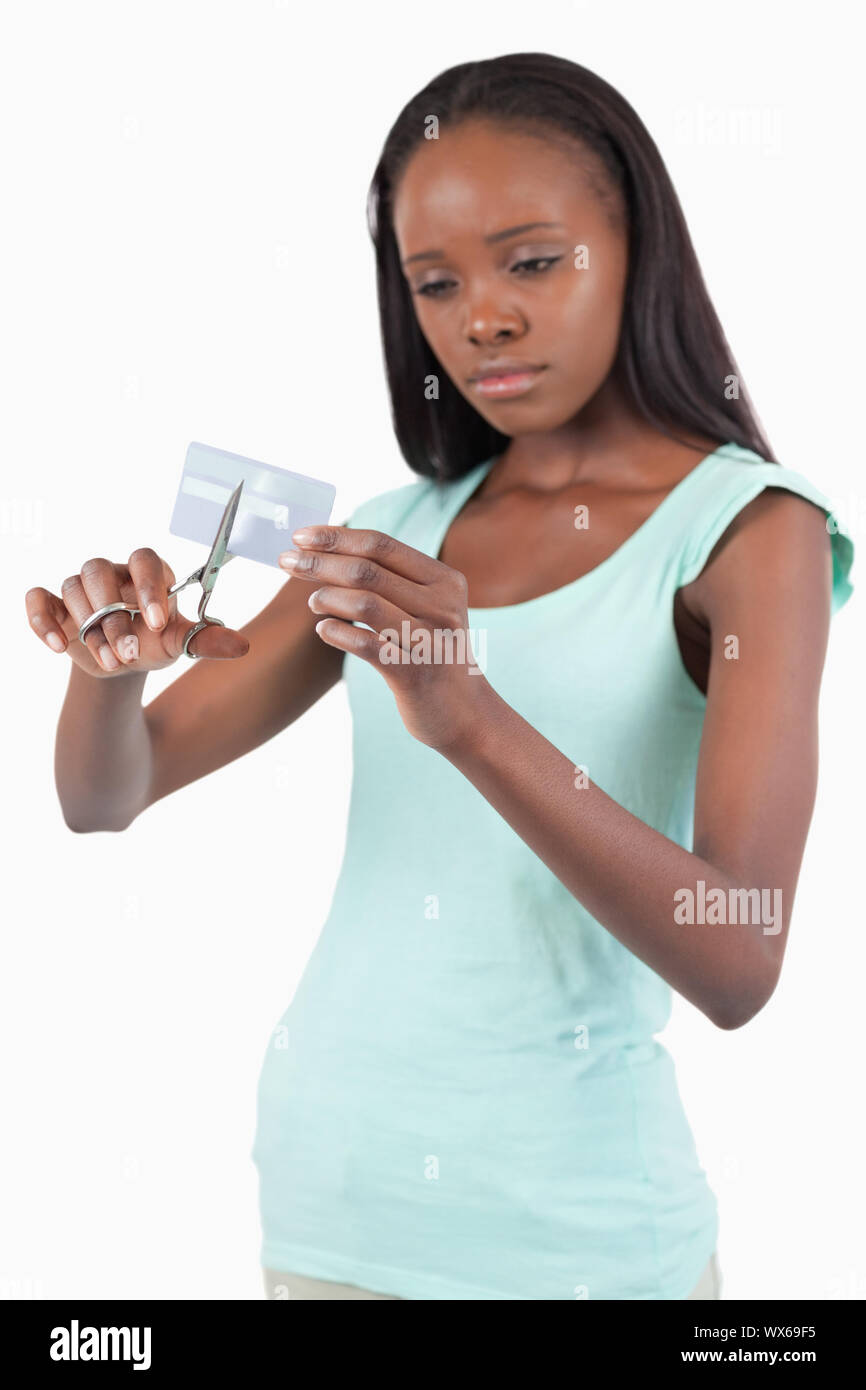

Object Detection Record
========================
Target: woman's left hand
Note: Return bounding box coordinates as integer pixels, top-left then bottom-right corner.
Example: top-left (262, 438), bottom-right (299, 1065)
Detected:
top-left (279, 525), bottom-right (492, 754)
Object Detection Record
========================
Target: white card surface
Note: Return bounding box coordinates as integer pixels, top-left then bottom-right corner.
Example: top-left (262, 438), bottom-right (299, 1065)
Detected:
top-left (169, 442), bottom-right (336, 569)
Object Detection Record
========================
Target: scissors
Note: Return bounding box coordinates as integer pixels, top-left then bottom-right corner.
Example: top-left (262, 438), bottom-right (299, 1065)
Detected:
top-left (77, 479), bottom-right (245, 660)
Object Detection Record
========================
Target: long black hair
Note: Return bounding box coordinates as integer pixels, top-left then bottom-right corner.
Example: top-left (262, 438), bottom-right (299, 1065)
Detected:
top-left (367, 52), bottom-right (775, 481)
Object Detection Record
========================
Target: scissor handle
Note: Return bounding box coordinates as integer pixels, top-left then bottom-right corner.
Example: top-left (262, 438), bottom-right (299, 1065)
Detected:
top-left (76, 554), bottom-right (234, 654)
top-left (77, 598), bottom-right (224, 659)
top-left (182, 615), bottom-right (225, 659)
top-left (77, 602), bottom-right (141, 645)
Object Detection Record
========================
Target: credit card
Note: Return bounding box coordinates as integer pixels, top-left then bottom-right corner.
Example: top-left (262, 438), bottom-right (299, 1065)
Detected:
top-left (169, 442), bottom-right (336, 569)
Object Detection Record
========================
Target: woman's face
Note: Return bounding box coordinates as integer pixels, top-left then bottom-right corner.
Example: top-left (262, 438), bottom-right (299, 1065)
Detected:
top-left (392, 119), bottom-right (629, 435)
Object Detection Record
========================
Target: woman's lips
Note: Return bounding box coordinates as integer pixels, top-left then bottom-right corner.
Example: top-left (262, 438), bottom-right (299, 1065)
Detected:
top-left (469, 366), bottom-right (547, 398)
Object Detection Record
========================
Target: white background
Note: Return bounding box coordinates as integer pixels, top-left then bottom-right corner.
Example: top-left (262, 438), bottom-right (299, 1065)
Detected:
top-left (2, 0), bottom-right (863, 1301)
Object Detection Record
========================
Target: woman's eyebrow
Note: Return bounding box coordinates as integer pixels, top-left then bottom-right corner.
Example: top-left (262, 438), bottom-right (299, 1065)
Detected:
top-left (401, 221), bottom-right (567, 267)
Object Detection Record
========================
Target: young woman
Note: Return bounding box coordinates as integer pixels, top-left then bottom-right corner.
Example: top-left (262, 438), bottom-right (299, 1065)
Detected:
top-left (29, 53), bottom-right (854, 1301)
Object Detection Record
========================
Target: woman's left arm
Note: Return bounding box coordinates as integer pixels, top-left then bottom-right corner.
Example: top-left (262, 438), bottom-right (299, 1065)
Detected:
top-left (285, 491), bottom-right (833, 1030)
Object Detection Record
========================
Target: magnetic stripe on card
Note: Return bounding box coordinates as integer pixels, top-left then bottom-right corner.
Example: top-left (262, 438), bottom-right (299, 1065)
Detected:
top-left (185, 445), bottom-right (334, 511)
top-left (181, 473), bottom-right (322, 522)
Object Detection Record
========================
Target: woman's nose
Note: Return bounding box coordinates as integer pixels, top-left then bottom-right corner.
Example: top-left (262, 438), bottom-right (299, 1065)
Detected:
top-left (463, 294), bottom-right (526, 346)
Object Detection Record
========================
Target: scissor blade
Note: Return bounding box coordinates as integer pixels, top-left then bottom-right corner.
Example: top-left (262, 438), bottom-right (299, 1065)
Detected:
top-left (199, 479), bottom-right (244, 604)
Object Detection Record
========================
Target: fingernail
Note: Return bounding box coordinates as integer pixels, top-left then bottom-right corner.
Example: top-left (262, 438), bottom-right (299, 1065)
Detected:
top-left (119, 635), bottom-right (139, 663)
top-left (279, 552), bottom-right (301, 569)
top-left (46, 632), bottom-right (65, 652)
top-left (99, 644), bottom-right (120, 670)
top-left (146, 602), bottom-right (165, 629)
top-left (292, 528), bottom-right (314, 544)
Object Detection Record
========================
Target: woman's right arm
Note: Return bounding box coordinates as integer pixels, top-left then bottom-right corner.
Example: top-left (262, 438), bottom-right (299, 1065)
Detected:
top-left (28, 549), bottom-right (345, 833)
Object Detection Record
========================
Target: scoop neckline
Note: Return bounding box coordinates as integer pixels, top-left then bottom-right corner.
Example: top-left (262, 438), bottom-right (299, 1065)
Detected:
top-left (430, 441), bottom-right (737, 623)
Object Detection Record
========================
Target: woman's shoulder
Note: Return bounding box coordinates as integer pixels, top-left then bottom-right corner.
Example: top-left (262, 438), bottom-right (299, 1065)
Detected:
top-left (342, 475), bottom-right (436, 533)
top-left (675, 441), bottom-right (855, 618)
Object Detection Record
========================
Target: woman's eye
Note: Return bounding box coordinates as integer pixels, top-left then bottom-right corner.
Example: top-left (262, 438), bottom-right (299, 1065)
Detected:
top-left (412, 255), bottom-right (562, 298)
top-left (511, 256), bottom-right (562, 275)
top-left (414, 278), bottom-right (458, 298)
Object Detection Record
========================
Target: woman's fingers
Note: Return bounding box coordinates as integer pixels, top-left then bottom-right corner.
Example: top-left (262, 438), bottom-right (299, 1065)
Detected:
top-left (126, 548), bottom-right (171, 633)
top-left (27, 547), bottom-right (249, 671)
top-left (24, 586), bottom-right (72, 656)
top-left (306, 584), bottom-right (407, 642)
top-left (288, 526), bottom-right (444, 586)
top-left (58, 569), bottom-right (121, 671)
top-left (69, 559), bottom-right (138, 670)
top-left (159, 612), bottom-right (251, 661)
top-left (280, 541), bottom-right (425, 615)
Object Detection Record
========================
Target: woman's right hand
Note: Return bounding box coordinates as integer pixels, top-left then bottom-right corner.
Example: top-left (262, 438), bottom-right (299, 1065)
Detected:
top-left (25, 548), bottom-right (250, 676)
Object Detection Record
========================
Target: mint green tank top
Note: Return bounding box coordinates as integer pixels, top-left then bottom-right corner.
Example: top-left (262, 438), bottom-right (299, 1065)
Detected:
top-left (251, 442), bottom-right (855, 1299)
